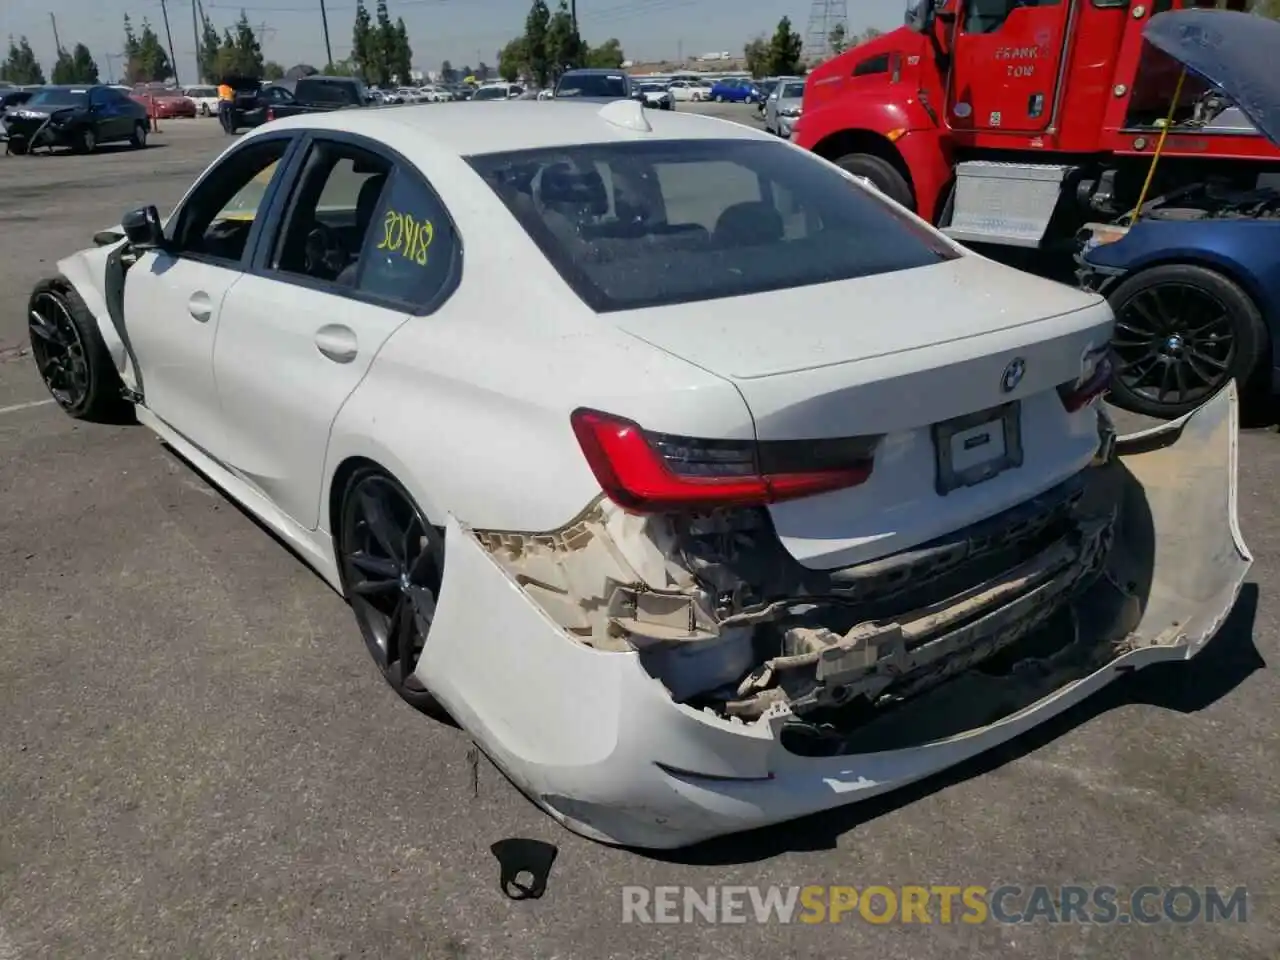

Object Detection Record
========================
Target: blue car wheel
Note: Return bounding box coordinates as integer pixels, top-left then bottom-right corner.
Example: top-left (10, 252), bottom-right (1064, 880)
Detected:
top-left (1107, 262), bottom-right (1268, 419)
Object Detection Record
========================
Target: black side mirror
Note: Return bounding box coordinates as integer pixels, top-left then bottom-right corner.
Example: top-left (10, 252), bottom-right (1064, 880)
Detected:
top-left (122, 205), bottom-right (166, 251)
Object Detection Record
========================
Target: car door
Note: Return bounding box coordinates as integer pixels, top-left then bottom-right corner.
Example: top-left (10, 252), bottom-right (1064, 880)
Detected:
top-left (123, 134), bottom-right (297, 451)
top-left (211, 134), bottom-right (461, 529)
top-left (87, 86), bottom-right (120, 140)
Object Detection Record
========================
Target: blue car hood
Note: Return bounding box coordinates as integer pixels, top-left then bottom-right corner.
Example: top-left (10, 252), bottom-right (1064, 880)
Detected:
top-left (1145, 9), bottom-right (1280, 146)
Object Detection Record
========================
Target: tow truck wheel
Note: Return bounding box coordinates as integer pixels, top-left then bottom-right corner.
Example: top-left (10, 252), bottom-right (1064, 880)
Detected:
top-left (1106, 263), bottom-right (1267, 420)
top-left (834, 153), bottom-right (913, 210)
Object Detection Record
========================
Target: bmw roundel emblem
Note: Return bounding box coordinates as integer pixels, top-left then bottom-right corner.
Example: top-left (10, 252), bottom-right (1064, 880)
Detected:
top-left (1001, 357), bottom-right (1026, 393)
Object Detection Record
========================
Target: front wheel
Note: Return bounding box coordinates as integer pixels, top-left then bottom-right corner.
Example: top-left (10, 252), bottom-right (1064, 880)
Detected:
top-left (1106, 263), bottom-right (1268, 419)
top-left (75, 127), bottom-right (96, 154)
top-left (714, 94), bottom-right (724, 103)
top-left (28, 279), bottom-right (130, 422)
top-left (833, 152), bottom-right (914, 210)
top-left (130, 121), bottom-right (148, 148)
top-left (338, 468), bottom-right (452, 720)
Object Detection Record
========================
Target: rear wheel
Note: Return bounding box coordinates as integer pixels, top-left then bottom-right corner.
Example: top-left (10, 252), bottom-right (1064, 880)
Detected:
top-left (1106, 263), bottom-right (1267, 419)
top-left (338, 468), bottom-right (452, 721)
top-left (28, 280), bottom-right (129, 421)
top-left (833, 152), bottom-right (913, 209)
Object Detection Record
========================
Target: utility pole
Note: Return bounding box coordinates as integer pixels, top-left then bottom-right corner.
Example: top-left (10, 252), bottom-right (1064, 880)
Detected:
top-left (570, 0), bottom-right (578, 34)
top-left (159, 0), bottom-right (181, 84)
top-left (320, 0), bottom-right (334, 69)
top-left (190, 0), bottom-right (202, 81)
top-left (49, 13), bottom-right (62, 54)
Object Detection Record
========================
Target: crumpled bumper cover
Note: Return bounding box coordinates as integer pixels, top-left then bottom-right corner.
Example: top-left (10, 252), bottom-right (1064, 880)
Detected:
top-left (417, 384), bottom-right (1250, 850)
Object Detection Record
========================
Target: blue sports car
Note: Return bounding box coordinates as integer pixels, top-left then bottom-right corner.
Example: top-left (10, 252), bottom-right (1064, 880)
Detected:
top-left (1077, 9), bottom-right (1280, 419)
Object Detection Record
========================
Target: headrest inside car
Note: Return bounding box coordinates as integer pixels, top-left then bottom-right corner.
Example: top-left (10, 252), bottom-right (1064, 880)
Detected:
top-left (539, 164), bottom-right (608, 214)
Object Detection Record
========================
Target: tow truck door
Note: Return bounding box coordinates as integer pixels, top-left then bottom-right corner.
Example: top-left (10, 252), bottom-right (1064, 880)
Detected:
top-left (946, 0), bottom-right (1074, 134)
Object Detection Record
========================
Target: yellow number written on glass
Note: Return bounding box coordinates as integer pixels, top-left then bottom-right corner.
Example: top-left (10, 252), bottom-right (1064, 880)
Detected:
top-left (376, 208), bottom-right (434, 266)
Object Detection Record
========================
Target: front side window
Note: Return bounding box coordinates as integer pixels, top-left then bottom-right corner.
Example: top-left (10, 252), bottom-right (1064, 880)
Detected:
top-left (269, 141), bottom-right (392, 286)
top-left (171, 137), bottom-right (292, 263)
top-left (468, 139), bottom-right (957, 313)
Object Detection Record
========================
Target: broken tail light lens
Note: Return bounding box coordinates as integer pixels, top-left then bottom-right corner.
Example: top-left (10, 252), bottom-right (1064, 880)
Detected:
top-left (571, 408), bottom-right (879, 512)
top-left (1058, 348), bottom-right (1113, 412)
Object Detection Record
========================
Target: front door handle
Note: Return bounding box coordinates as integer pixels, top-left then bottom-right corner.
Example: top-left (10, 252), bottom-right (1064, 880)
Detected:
top-left (187, 291), bottom-right (213, 323)
top-left (315, 323), bottom-right (358, 363)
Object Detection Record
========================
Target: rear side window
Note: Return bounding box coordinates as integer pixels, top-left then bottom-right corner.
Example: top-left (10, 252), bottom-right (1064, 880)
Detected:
top-left (467, 139), bottom-right (957, 313)
top-left (357, 168), bottom-right (460, 308)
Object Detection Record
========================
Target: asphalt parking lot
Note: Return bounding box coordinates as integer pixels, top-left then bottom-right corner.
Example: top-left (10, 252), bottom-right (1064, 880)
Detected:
top-left (1, 110), bottom-right (1278, 959)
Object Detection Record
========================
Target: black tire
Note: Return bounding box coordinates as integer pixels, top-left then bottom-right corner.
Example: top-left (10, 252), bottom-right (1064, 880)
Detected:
top-left (74, 126), bottom-right (96, 154)
top-left (833, 152), bottom-right (914, 210)
top-left (337, 467), bottom-right (453, 722)
top-left (27, 279), bottom-right (131, 422)
top-left (714, 94), bottom-right (724, 103)
top-left (130, 121), bottom-right (148, 149)
top-left (1106, 263), bottom-right (1268, 420)
top-left (8, 139), bottom-right (28, 156)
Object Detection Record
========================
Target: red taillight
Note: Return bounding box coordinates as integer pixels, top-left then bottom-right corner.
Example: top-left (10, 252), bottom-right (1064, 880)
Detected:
top-left (570, 408), bottom-right (877, 513)
top-left (1058, 352), bottom-right (1114, 412)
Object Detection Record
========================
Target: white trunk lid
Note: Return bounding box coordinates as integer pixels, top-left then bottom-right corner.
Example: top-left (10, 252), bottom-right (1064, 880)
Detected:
top-left (614, 256), bottom-right (1116, 570)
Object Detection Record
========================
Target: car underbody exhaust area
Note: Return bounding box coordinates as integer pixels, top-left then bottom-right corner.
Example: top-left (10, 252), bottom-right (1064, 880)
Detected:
top-left (474, 388), bottom-right (1249, 756)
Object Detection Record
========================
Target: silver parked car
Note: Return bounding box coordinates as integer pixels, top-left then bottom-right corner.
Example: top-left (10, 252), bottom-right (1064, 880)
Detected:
top-left (764, 77), bottom-right (805, 138)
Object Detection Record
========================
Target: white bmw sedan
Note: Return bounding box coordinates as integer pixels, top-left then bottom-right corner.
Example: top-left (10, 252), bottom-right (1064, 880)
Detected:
top-left (29, 100), bottom-right (1249, 849)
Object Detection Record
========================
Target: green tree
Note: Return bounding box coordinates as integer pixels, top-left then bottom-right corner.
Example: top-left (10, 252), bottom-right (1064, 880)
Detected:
top-left (440, 59), bottom-right (455, 83)
top-left (743, 36), bottom-right (768, 77)
top-left (1, 36), bottom-right (44, 84)
top-left (373, 0), bottom-right (394, 86)
top-left (351, 0), bottom-right (376, 80)
top-left (232, 12), bottom-right (264, 76)
top-left (323, 58), bottom-right (359, 76)
top-left (123, 15), bottom-right (140, 66)
top-left (855, 26), bottom-right (884, 45)
top-left (128, 18), bottom-right (172, 82)
top-left (263, 60), bottom-right (284, 80)
top-left (524, 0), bottom-right (552, 87)
top-left (70, 43), bottom-right (100, 83)
top-left (387, 18), bottom-right (412, 84)
top-left (476, 61), bottom-right (489, 80)
top-left (583, 38), bottom-right (624, 69)
top-left (766, 16), bottom-right (803, 77)
top-left (1251, 0), bottom-right (1280, 13)
top-left (498, 37), bottom-right (527, 82)
top-left (545, 0), bottom-right (583, 77)
top-left (199, 12), bottom-right (221, 81)
top-left (828, 22), bottom-right (848, 55)
top-left (51, 48), bottom-right (75, 84)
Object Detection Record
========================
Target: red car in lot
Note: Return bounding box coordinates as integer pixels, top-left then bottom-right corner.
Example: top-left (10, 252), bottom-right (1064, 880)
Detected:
top-left (129, 86), bottom-right (196, 119)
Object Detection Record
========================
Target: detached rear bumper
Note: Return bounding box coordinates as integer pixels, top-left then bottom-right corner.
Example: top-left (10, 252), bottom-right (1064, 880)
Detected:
top-left (417, 385), bottom-right (1250, 850)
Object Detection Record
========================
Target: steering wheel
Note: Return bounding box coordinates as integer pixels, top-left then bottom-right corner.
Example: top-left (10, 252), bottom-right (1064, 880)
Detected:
top-left (303, 222), bottom-right (347, 279)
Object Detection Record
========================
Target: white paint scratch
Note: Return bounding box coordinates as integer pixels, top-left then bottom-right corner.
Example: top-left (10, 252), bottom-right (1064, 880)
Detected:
top-left (0, 399), bottom-right (55, 417)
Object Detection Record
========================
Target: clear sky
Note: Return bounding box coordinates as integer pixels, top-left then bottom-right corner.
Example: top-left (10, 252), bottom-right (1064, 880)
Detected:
top-left (2, 0), bottom-right (904, 84)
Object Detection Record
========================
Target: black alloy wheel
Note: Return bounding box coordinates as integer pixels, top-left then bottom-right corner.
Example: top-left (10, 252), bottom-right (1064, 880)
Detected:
top-left (28, 290), bottom-right (90, 410)
top-left (1106, 263), bottom-right (1267, 419)
top-left (339, 469), bottom-right (451, 718)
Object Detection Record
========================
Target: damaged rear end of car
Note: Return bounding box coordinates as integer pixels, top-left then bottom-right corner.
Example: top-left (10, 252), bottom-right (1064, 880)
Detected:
top-left (415, 378), bottom-right (1247, 850)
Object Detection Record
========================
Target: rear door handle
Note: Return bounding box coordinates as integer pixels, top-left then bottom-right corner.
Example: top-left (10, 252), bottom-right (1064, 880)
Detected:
top-left (187, 291), bottom-right (213, 322)
top-left (315, 323), bottom-right (358, 363)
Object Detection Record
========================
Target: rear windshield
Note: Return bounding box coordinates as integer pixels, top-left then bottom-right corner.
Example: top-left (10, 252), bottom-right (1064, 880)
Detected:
top-left (556, 74), bottom-right (628, 98)
top-left (781, 81), bottom-right (805, 98)
top-left (467, 138), bottom-right (958, 312)
top-left (296, 79), bottom-right (358, 104)
top-left (26, 89), bottom-right (89, 109)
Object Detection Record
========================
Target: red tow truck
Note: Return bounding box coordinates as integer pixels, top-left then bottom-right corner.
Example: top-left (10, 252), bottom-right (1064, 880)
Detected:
top-left (793, 0), bottom-right (1280, 253)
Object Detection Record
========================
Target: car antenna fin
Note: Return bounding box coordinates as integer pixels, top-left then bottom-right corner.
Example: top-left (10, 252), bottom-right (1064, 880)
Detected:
top-left (598, 98), bottom-right (652, 133)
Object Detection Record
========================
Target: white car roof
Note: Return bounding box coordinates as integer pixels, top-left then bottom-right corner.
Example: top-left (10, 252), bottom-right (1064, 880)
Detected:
top-left (254, 100), bottom-right (773, 156)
